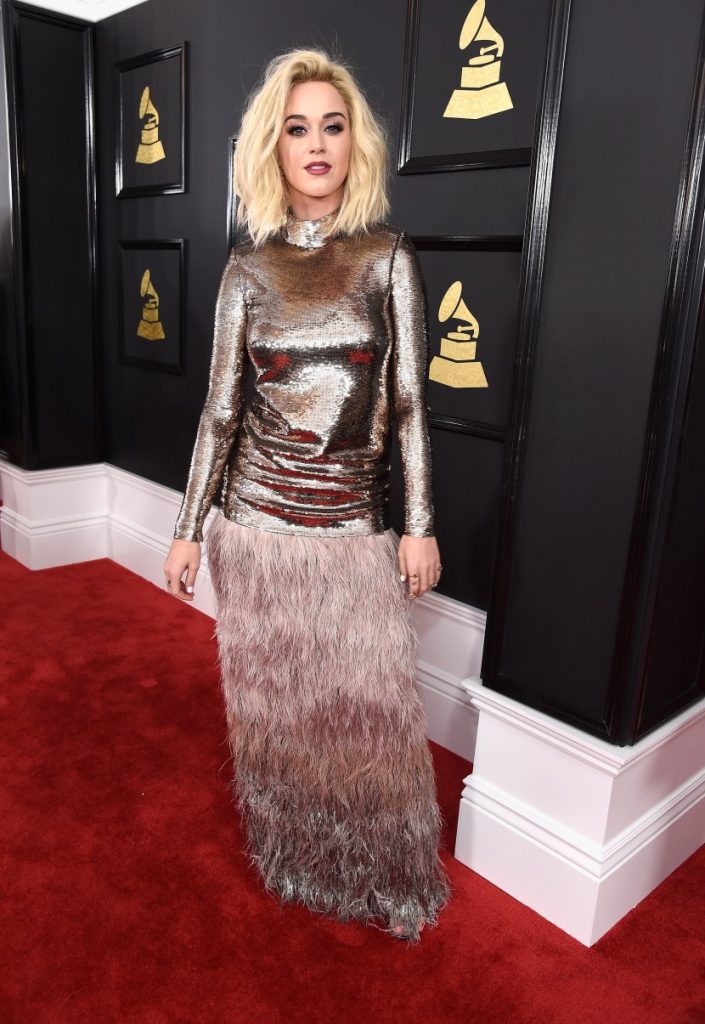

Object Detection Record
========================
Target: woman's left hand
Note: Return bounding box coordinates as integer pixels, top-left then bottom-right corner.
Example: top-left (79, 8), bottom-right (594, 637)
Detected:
top-left (398, 535), bottom-right (442, 599)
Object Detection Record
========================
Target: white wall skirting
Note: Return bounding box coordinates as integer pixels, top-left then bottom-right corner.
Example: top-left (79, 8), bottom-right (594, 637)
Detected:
top-left (0, 458), bottom-right (482, 762)
top-left (456, 676), bottom-right (705, 946)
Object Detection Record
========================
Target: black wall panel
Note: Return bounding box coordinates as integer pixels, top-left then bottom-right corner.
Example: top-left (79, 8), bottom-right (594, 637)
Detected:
top-left (0, 6), bottom-right (20, 463)
top-left (505, 0), bottom-right (702, 723)
top-left (2, 2), bottom-right (99, 468)
top-left (639, 266), bottom-right (705, 732)
top-left (483, 0), bottom-right (705, 742)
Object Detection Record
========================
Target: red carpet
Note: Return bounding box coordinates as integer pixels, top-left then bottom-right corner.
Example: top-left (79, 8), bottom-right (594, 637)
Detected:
top-left (1, 549), bottom-right (703, 1023)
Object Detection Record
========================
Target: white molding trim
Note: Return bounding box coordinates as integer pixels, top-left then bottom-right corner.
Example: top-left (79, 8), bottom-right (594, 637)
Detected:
top-left (17, 0), bottom-right (150, 22)
top-left (0, 458), bottom-right (482, 760)
top-left (456, 676), bottom-right (705, 946)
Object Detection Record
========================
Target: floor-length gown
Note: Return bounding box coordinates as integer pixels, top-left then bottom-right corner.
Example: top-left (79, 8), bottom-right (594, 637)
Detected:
top-left (205, 512), bottom-right (452, 937)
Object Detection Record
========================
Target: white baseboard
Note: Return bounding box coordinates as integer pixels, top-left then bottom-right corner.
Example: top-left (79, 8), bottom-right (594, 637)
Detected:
top-left (0, 458), bottom-right (482, 760)
top-left (456, 676), bottom-right (705, 946)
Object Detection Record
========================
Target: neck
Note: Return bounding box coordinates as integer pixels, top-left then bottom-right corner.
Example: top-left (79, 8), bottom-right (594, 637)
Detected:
top-left (284, 204), bottom-right (342, 249)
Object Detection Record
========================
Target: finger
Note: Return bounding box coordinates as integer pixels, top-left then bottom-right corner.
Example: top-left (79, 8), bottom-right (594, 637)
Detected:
top-left (184, 559), bottom-right (199, 595)
top-left (415, 558), bottom-right (433, 598)
top-left (428, 548), bottom-right (441, 592)
top-left (398, 548), bottom-right (408, 587)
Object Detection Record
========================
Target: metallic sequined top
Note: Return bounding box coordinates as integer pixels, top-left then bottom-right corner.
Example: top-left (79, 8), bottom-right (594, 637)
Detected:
top-left (173, 205), bottom-right (435, 542)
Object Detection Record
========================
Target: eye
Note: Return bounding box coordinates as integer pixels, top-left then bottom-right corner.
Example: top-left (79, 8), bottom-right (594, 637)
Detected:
top-left (286, 122), bottom-right (345, 135)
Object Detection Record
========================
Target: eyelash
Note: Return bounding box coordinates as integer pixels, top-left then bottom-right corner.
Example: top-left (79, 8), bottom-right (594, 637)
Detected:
top-left (286, 123), bottom-right (345, 136)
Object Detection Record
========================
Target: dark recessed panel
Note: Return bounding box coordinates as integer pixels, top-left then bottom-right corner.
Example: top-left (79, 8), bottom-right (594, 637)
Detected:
top-left (638, 297), bottom-right (705, 734)
top-left (400, 0), bottom-right (553, 172)
top-left (418, 241), bottom-right (522, 435)
top-left (17, 9), bottom-right (97, 465)
top-left (497, 0), bottom-right (704, 729)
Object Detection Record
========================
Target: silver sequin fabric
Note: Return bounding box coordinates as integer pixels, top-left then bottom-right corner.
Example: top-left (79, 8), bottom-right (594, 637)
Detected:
top-left (173, 206), bottom-right (435, 541)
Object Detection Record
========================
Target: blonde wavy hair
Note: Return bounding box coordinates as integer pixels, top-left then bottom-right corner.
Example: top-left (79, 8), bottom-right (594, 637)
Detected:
top-left (232, 47), bottom-right (391, 248)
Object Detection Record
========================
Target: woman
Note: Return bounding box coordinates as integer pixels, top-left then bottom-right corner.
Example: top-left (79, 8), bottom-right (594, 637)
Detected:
top-left (163, 47), bottom-right (452, 942)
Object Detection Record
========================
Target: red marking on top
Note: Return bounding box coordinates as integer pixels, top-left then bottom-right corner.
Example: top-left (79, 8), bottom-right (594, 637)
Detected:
top-left (248, 458), bottom-right (362, 485)
top-left (285, 428), bottom-right (321, 443)
top-left (349, 349), bottom-right (374, 364)
top-left (258, 353), bottom-right (291, 383)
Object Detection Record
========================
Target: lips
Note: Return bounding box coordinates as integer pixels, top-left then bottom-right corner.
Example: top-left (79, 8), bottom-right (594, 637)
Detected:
top-left (305, 162), bottom-right (331, 172)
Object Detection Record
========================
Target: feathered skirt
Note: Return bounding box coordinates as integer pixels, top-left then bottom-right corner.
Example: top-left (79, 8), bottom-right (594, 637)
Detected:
top-left (205, 510), bottom-right (452, 939)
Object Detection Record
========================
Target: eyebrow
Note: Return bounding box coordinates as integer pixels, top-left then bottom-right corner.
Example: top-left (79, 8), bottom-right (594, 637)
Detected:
top-left (284, 111), bottom-right (347, 122)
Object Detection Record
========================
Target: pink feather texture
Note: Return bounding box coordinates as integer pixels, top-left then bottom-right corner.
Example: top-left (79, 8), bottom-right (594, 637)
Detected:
top-left (205, 511), bottom-right (452, 939)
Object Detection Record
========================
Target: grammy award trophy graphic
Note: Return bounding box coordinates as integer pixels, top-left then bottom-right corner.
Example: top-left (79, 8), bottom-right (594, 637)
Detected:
top-left (429, 281), bottom-right (488, 388)
top-left (443, 0), bottom-right (513, 120)
top-left (135, 86), bottom-right (166, 164)
top-left (136, 269), bottom-right (166, 341)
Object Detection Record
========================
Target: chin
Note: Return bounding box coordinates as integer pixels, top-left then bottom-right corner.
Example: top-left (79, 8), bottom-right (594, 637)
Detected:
top-left (297, 178), bottom-right (343, 198)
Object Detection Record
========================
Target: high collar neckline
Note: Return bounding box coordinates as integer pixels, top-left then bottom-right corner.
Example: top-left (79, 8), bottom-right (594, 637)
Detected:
top-left (284, 205), bottom-right (342, 249)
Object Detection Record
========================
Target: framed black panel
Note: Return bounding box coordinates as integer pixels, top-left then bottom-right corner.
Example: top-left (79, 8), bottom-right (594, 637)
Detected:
top-left (399, 0), bottom-right (553, 174)
top-left (413, 234), bottom-right (522, 441)
top-left (608, 7), bottom-right (705, 743)
top-left (118, 239), bottom-right (185, 374)
top-left (637, 311), bottom-right (705, 733)
top-left (483, 0), bottom-right (705, 745)
top-left (480, 0), bottom-right (577, 712)
top-left (115, 43), bottom-right (187, 198)
top-left (2, 1), bottom-right (101, 469)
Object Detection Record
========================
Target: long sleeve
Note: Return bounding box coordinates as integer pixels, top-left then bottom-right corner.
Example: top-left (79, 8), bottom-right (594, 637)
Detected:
top-left (389, 230), bottom-right (435, 538)
top-left (173, 250), bottom-right (248, 543)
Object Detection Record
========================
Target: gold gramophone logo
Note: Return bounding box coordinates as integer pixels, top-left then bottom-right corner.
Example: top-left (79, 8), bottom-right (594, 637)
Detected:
top-left (429, 281), bottom-right (488, 388)
top-left (135, 85), bottom-right (166, 164)
top-left (443, 0), bottom-right (513, 120)
top-left (136, 269), bottom-right (166, 341)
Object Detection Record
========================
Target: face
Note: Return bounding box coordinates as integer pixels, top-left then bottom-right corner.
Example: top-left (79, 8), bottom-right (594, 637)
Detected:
top-left (277, 80), bottom-right (351, 213)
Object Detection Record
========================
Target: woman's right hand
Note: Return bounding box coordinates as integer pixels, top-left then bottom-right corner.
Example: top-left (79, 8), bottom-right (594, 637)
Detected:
top-left (164, 538), bottom-right (201, 601)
